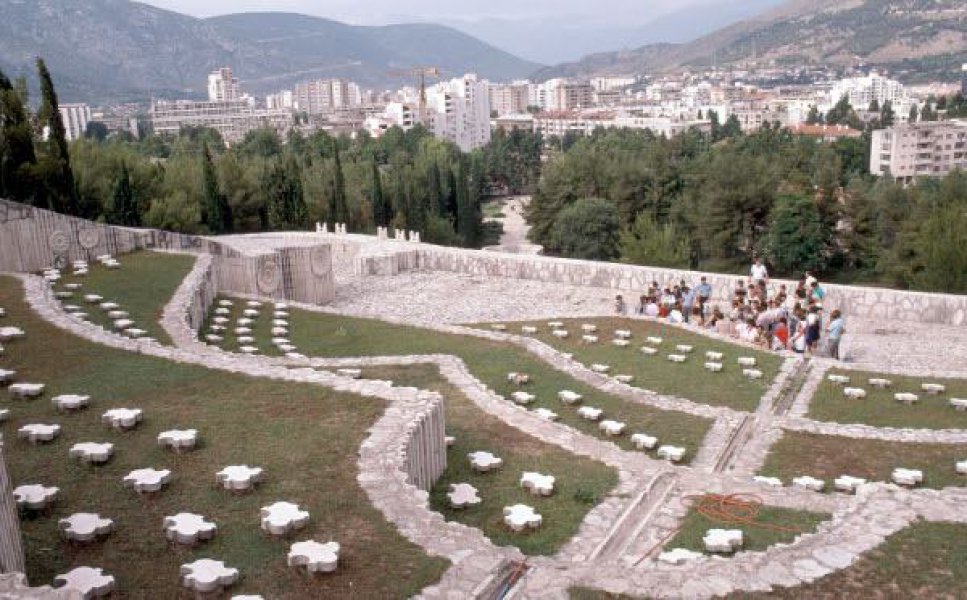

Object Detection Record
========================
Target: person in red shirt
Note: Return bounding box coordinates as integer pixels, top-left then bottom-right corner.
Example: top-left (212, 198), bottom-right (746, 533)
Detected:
top-left (773, 316), bottom-right (790, 350)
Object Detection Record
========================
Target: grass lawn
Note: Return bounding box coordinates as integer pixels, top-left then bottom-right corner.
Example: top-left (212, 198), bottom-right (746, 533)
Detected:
top-left (476, 318), bottom-right (783, 413)
top-left (662, 495), bottom-right (828, 554)
top-left (51, 251), bottom-right (196, 346)
top-left (759, 430), bottom-right (967, 490)
top-left (729, 520), bottom-right (967, 598)
top-left (0, 277), bottom-right (448, 598)
top-left (361, 364), bottom-right (619, 556)
top-left (482, 199), bottom-right (507, 219)
top-left (809, 369), bottom-right (967, 430)
top-left (242, 305), bottom-right (713, 461)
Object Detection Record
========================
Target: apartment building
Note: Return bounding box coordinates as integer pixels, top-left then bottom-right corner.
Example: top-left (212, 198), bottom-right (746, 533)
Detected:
top-left (830, 72), bottom-right (906, 110)
top-left (488, 83), bottom-right (529, 116)
top-left (870, 120), bottom-right (967, 181)
top-left (425, 74), bottom-right (492, 151)
top-left (293, 79), bottom-right (362, 115)
top-left (58, 103), bottom-right (91, 141)
top-left (150, 100), bottom-right (294, 145)
top-left (207, 68), bottom-right (240, 102)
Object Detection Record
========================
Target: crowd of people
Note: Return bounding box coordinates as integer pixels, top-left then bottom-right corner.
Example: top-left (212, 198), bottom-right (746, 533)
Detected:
top-left (614, 258), bottom-right (845, 359)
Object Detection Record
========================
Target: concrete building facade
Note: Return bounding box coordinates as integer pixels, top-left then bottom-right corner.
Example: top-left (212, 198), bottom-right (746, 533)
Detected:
top-left (870, 120), bottom-right (967, 181)
top-left (58, 103), bottom-right (91, 141)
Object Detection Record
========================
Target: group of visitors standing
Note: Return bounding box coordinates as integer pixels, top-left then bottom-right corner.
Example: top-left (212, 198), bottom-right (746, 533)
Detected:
top-left (614, 258), bottom-right (845, 359)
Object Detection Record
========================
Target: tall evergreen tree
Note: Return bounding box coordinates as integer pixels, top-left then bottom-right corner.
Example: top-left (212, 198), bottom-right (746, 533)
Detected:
top-left (109, 163), bottom-right (139, 227)
top-left (371, 160), bottom-right (391, 227)
top-left (0, 67), bottom-right (37, 203)
top-left (428, 162), bottom-right (443, 215)
top-left (445, 168), bottom-right (458, 223)
top-left (35, 58), bottom-right (78, 214)
top-left (266, 155), bottom-right (308, 230)
top-left (332, 145), bottom-right (349, 224)
top-left (455, 160), bottom-right (479, 247)
top-left (201, 144), bottom-right (232, 233)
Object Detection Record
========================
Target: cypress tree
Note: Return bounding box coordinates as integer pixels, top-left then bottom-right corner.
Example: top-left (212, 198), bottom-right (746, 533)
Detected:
top-left (428, 162), bottom-right (443, 215)
top-left (0, 68), bottom-right (37, 203)
top-left (109, 163), bottom-right (139, 226)
top-left (371, 160), bottom-right (391, 227)
top-left (332, 145), bottom-right (349, 224)
top-left (445, 168), bottom-right (458, 223)
top-left (201, 145), bottom-right (232, 233)
top-left (455, 161), bottom-right (474, 246)
top-left (35, 58), bottom-right (78, 214)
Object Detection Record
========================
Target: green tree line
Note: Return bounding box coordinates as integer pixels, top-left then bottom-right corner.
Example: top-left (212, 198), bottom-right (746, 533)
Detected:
top-left (528, 124), bottom-right (967, 294)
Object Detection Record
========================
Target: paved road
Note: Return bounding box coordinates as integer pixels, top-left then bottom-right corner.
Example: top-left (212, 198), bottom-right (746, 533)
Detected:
top-left (484, 196), bottom-right (542, 255)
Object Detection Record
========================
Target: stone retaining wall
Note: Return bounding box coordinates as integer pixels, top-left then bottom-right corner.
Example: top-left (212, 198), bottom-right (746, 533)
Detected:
top-left (0, 439), bottom-right (24, 575)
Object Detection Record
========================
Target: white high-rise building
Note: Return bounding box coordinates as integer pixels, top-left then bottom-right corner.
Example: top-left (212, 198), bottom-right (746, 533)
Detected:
top-left (58, 103), bottom-right (91, 141)
top-left (830, 72), bottom-right (906, 110)
top-left (426, 73), bottom-right (491, 152)
top-left (294, 79), bottom-right (362, 115)
top-left (207, 67), bottom-right (240, 102)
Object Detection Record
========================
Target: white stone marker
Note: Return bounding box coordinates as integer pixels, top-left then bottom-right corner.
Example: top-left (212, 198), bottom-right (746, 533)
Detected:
top-left (83, 294), bottom-right (103, 303)
top-left (112, 319), bottom-right (134, 331)
top-left (950, 398), bottom-right (967, 411)
top-left (581, 324), bottom-right (598, 333)
top-left (272, 319), bottom-right (289, 327)
top-left (101, 408), bottom-right (143, 430)
top-left (236, 317), bottom-right (254, 326)
top-left (828, 374), bottom-right (850, 384)
top-left (956, 460), bottom-right (967, 475)
top-left (646, 336), bottom-right (663, 345)
top-left (706, 351), bottom-right (724, 361)
top-left (53, 566), bottom-right (115, 598)
top-left (165, 513), bottom-right (217, 545)
top-left (658, 548), bottom-right (703, 565)
top-left (552, 329), bottom-right (569, 339)
top-left (737, 357), bottom-right (757, 367)
top-left (547, 321), bottom-right (564, 328)
top-left (261, 501), bottom-right (310, 535)
top-left (99, 301), bottom-right (120, 311)
top-left (558, 390), bottom-right (582, 404)
top-left (445, 435), bottom-right (455, 447)
top-left (676, 344), bottom-right (693, 353)
top-left (468, 451), bottom-right (503, 472)
top-left (503, 504), bottom-right (542, 532)
top-left (13, 484), bottom-right (59, 509)
top-left (705, 362), bottom-right (723, 372)
top-left (69, 442), bottom-right (114, 464)
top-left (53, 394), bottom-right (90, 411)
top-left (582, 334), bottom-right (599, 344)
top-left (520, 472), bottom-right (555, 496)
top-left (0, 369), bottom-right (15, 383)
top-left (507, 372), bottom-right (530, 385)
top-left (216, 465), bottom-right (264, 491)
top-left (239, 346), bottom-right (259, 354)
top-left (0, 326), bottom-right (25, 341)
top-left (124, 328), bottom-right (147, 339)
top-left (834, 475), bottom-right (867, 493)
top-left (891, 468), bottom-right (923, 487)
top-left (213, 317), bottom-right (229, 325)
top-left (18, 423), bottom-right (61, 443)
top-left (234, 326), bottom-right (252, 335)
top-left (336, 368), bottom-right (362, 379)
top-left (205, 334), bottom-right (223, 343)
top-left (521, 325), bottom-right (538, 334)
top-left (590, 364), bottom-right (610, 373)
top-left (243, 309), bottom-right (259, 318)
top-left (922, 383), bottom-right (946, 395)
top-left (271, 327), bottom-right (288, 336)
top-left (215, 307), bottom-right (230, 316)
top-left (895, 392), bottom-right (919, 405)
top-left (246, 301), bottom-right (262, 308)
top-left (599, 420), bottom-right (626, 436)
top-left (641, 346), bottom-right (658, 355)
top-left (288, 540), bottom-right (341, 573)
top-left (447, 483), bottom-right (481, 508)
top-left (792, 476), bottom-right (825, 492)
top-left (10, 383), bottom-right (45, 398)
top-left (752, 476), bottom-right (783, 487)
top-left (122, 468), bottom-right (172, 493)
top-left (490, 324), bottom-right (507, 331)
top-left (0, 409), bottom-right (9, 422)
top-left (843, 387), bottom-right (867, 399)
top-left (869, 378), bottom-right (892, 388)
top-left (533, 408), bottom-right (559, 421)
top-left (510, 391), bottom-right (535, 405)
top-left (577, 406), bottom-right (603, 421)
top-left (614, 330), bottom-right (632, 339)
top-left (657, 445), bottom-right (686, 462)
top-left (218, 299), bottom-right (234, 307)
top-left (158, 429), bottom-right (198, 452)
top-left (107, 310), bottom-right (129, 319)
top-left (614, 374), bottom-right (633, 383)
top-left (611, 339), bottom-right (630, 347)
top-left (180, 559), bottom-right (239, 594)
top-left (667, 354), bottom-right (687, 363)
top-left (703, 529), bottom-right (743, 553)
top-left (59, 513), bottom-right (114, 542)
top-left (743, 369), bottom-right (763, 379)
top-left (631, 433), bottom-right (658, 450)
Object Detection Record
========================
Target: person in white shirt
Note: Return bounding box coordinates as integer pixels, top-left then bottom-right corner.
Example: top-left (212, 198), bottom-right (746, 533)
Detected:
top-left (751, 257), bottom-right (769, 285)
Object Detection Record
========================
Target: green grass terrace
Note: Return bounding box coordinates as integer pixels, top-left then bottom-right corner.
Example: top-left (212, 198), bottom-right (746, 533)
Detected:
top-left (809, 368), bottom-right (967, 430)
top-left (760, 430), bottom-right (967, 491)
top-left (0, 276), bottom-right (448, 597)
top-left (199, 300), bottom-right (714, 462)
top-left (472, 317), bottom-right (784, 413)
top-left (48, 251), bottom-right (196, 346)
top-left (362, 364), bottom-right (619, 556)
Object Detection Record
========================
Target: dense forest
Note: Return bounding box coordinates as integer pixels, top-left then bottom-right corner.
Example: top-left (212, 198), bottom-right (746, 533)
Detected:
top-left (529, 122), bottom-right (967, 294)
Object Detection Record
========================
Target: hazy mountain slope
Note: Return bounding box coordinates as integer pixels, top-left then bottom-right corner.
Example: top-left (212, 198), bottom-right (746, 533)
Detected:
top-left (535, 0), bottom-right (967, 82)
top-left (0, 0), bottom-right (540, 103)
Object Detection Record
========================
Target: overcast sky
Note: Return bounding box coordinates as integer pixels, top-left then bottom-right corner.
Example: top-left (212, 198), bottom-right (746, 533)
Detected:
top-left (138, 0), bottom-right (695, 25)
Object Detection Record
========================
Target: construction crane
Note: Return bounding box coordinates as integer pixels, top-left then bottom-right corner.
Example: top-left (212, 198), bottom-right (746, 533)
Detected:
top-left (386, 66), bottom-right (441, 122)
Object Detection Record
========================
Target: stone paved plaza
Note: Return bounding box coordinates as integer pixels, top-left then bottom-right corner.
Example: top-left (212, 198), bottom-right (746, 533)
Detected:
top-left (1, 220), bottom-right (966, 598)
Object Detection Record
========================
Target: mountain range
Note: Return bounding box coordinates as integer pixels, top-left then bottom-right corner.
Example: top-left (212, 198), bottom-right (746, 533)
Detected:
top-left (0, 0), bottom-right (540, 103)
top-left (536, 0), bottom-right (967, 82)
